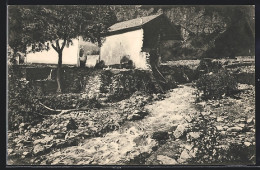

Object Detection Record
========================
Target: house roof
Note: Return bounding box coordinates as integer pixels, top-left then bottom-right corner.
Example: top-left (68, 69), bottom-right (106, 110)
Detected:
top-left (108, 14), bottom-right (162, 33)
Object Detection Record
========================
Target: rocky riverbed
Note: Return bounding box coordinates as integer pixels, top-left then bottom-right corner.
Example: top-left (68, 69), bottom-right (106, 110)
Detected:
top-left (7, 83), bottom-right (255, 165)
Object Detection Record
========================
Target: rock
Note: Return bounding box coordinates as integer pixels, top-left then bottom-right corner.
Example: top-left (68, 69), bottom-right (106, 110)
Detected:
top-left (227, 127), bottom-right (243, 132)
top-left (201, 111), bottom-right (211, 116)
top-left (19, 123), bottom-right (25, 128)
top-left (209, 115), bottom-right (217, 119)
top-left (189, 147), bottom-right (198, 158)
top-left (157, 155), bottom-right (178, 165)
top-left (214, 145), bottom-right (229, 150)
top-left (33, 144), bottom-right (45, 155)
top-left (184, 115), bottom-right (193, 123)
top-left (244, 142), bottom-right (251, 147)
top-left (186, 132), bottom-right (202, 141)
top-left (238, 123), bottom-right (246, 128)
top-left (8, 149), bottom-right (13, 154)
top-left (178, 149), bottom-right (192, 163)
top-left (152, 131), bottom-right (169, 141)
top-left (217, 117), bottom-right (224, 122)
top-left (30, 128), bottom-right (37, 133)
top-left (22, 151), bottom-right (30, 157)
top-left (66, 118), bottom-right (78, 130)
top-left (220, 131), bottom-right (226, 136)
top-left (184, 144), bottom-right (193, 151)
top-left (223, 126), bottom-right (229, 130)
top-left (127, 110), bottom-right (148, 121)
top-left (174, 123), bottom-right (189, 139)
top-left (239, 117), bottom-right (247, 123)
top-left (247, 117), bottom-right (254, 125)
top-left (216, 126), bottom-right (224, 131)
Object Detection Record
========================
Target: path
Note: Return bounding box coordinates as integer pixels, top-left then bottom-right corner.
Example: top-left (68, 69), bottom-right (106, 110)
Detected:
top-left (41, 85), bottom-right (198, 165)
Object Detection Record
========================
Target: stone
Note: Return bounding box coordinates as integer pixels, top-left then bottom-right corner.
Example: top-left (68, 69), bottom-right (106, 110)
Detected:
top-left (22, 151), bottom-right (30, 157)
top-left (19, 123), bottom-right (25, 128)
top-left (8, 149), bottom-right (13, 154)
top-left (223, 126), bottom-right (229, 130)
top-left (184, 144), bottom-right (193, 151)
top-left (244, 142), bottom-right (251, 147)
top-left (216, 126), bottom-right (224, 131)
top-left (217, 117), bottom-right (224, 122)
top-left (214, 145), bottom-right (229, 150)
top-left (201, 111), bottom-right (211, 116)
top-left (239, 117), bottom-right (247, 123)
top-left (33, 144), bottom-right (45, 155)
top-left (189, 147), bottom-right (198, 158)
top-left (174, 123), bottom-right (189, 139)
top-left (247, 117), bottom-right (254, 125)
top-left (30, 128), bottom-right (37, 133)
top-left (186, 132), bottom-right (202, 141)
top-left (227, 127), bottom-right (243, 132)
top-left (238, 123), bottom-right (246, 128)
top-left (127, 110), bottom-right (148, 121)
top-left (178, 149), bottom-right (191, 163)
top-left (157, 155), bottom-right (178, 165)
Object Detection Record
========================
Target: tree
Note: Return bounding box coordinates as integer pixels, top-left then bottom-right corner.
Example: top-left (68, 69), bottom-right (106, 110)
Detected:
top-left (9, 5), bottom-right (116, 92)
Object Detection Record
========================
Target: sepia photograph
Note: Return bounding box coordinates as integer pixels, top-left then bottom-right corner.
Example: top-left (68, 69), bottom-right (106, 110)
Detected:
top-left (7, 5), bottom-right (255, 165)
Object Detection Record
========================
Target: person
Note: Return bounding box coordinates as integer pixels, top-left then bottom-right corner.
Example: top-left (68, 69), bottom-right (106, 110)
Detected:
top-left (79, 48), bottom-right (86, 67)
top-left (149, 49), bottom-right (159, 68)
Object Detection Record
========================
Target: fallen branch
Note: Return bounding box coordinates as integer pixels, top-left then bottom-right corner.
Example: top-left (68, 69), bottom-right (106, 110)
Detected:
top-left (38, 102), bottom-right (91, 117)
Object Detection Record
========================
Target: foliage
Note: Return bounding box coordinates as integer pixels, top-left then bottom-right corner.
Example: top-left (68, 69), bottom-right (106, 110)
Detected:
top-left (195, 69), bottom-right (238, 100)
top-left (187, 113), bottom-right (255, 165)
top-left (94, 60), bottom-right (106, 69)
top-left (9, 5), bottom-right (117, 91)
top-left (8, 66), bottom-right (44, 130)
top-left (39, 95), bottom-right (102, 110)
top-left (113, 5), bottom-right (254, 59)
top-left (196, 58), bottom-right (223, 74)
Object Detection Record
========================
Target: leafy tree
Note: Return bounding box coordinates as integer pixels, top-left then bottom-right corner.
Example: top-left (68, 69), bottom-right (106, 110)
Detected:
top-left (9, 5), bottom-right (116, 92)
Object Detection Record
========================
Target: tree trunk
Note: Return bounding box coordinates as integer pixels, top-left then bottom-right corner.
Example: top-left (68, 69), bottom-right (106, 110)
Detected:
top-left (56, 51), bottom-right (62, 93)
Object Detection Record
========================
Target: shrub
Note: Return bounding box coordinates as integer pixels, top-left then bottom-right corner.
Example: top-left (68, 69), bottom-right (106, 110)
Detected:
top-left (196, 58), bottom-right (223, 74)
top-left (8, 66), bottom-right (44, 130)
top-left (94, 60), bottom-right (105, 69)
top-left (195, 69), bottom-right (238, 100)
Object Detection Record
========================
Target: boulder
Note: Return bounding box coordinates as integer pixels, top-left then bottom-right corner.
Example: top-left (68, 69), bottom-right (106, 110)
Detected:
top-left (157, 155), bottom-right (178, 165)
top-left (174, 123), bottom-right (189, 139)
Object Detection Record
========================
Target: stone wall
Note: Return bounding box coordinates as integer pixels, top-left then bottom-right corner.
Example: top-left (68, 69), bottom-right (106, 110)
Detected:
top-left (20, 67), bottom-right (165, 101)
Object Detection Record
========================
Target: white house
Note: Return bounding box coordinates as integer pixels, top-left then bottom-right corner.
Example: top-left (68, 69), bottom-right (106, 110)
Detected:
top-left (25, 37), bottom-right (100, 67)
top-left (100, 14), bottom-right (182, 69)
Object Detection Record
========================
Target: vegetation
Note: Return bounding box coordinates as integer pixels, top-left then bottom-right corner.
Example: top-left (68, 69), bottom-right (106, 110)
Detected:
top-left (195, 69), bottom-right (238, 100)
top-left (8, 5), bottom-right (117, 92)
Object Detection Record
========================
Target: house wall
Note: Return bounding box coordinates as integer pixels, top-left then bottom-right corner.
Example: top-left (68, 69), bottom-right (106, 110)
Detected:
top-left (100, 29), bottom-right (148, 69)
top-left (26, 38), bottom-right (80, 65)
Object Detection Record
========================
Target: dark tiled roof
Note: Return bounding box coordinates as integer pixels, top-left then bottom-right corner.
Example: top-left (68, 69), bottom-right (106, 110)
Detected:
top-left (108, 14), bottom-right (162, 32)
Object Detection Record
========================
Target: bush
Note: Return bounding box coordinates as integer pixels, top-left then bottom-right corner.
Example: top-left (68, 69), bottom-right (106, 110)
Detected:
top-left (94, 60), bottom-right (106, 69)
top-left (196, 58), bottom-right (223, 74)
top-left (8, 66), bottom-right (44, 130)
top-left (195, 69), bottom-right (238, 100)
